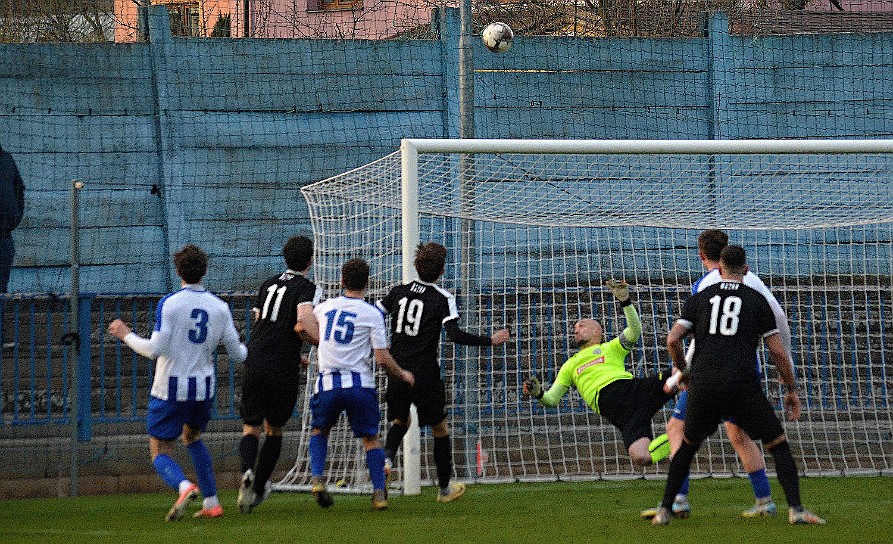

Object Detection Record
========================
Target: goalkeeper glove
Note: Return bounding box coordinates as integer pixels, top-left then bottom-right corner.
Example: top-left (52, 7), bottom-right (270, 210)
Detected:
top-left (523, 377), bottom-right (543, 400)
top-left (606, 279), bottom-right (632, 306)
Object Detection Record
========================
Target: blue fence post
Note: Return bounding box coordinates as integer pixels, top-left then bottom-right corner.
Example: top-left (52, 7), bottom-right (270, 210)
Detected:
top-left (147, 5), bottom-right (176, 292)
top-left (437, 6), bottom-right (461, 139)
top-left (707, 11), bottom-right (732, 140)
top-left (77, 294), bottom-right (94, 440)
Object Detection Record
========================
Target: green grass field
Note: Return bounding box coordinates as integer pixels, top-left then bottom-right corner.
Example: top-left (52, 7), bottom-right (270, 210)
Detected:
top-left (2, 477), bottom-right (890, 544)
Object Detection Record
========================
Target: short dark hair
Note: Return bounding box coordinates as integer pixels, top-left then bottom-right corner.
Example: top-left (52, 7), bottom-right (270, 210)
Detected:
top-left (720, 245), bottom-right (747, 275)
top-left (341, 258), bottom-right (369, 291)
top-left (698, 229), bottom-right (729, 262)
top-left (283, 235), bottom-right (313, 271)
top-left (414, 242), bottom-right (446, 282)
top-left (174, 244), bottom-right (208, 284)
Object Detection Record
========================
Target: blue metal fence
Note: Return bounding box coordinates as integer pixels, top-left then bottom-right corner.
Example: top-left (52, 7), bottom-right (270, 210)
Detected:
top-left (2, 287), bottom-right (889, 437)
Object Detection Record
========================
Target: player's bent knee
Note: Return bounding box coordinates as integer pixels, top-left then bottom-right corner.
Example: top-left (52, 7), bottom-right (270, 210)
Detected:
top-left (631, 453), bottom-right (652, 466)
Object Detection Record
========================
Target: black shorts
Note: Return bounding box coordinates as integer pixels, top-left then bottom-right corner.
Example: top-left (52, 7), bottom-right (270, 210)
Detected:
top-left (597, 376), bottom-right (674, 448)
top-left (240, 367), bottom-right (302, 428)
top-left (683, 378), bottom-right (785, 445)
top-left (385, 374), bottom-right (447, 428)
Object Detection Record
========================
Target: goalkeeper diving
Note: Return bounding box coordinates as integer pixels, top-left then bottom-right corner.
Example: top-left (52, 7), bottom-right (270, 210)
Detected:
top-left (522, 280), bottom-right (674, 466)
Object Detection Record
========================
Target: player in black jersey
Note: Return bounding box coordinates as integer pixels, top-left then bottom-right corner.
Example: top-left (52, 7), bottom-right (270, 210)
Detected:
top-left (651, 246), bottom-right (825, 526)
top-left (376, 242), bottom-right (510, 502)
top-left (237, 235), bottom-right (322, 514)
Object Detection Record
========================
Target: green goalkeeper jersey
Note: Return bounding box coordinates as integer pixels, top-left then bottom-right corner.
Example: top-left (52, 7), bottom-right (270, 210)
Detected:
top-left (538, 304), bottom-right (640, 414)
top-left (554, 337), bottom-right (632, 413)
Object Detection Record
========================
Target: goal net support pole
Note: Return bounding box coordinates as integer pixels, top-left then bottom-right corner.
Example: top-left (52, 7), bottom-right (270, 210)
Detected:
top-left (400, 141), bottom-right (422, 495)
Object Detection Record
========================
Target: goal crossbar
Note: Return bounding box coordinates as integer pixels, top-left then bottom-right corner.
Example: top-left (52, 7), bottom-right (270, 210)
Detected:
top-left (401, 138), bottom-right (893, 155)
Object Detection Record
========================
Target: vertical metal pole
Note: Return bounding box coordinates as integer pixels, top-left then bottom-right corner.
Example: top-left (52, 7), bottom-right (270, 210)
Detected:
top-left (136, 1), bottom-right (149, 41)
top-left (458, 0), bottom-right (474, 141)
top-left (69, 180), bottom-right (83, 497)
top-left (458, 0), bottom-right (478, 480)
top-left (244, 0), bottom-right (251, 37)
top-left (400, 141), bottom-right (422, 496)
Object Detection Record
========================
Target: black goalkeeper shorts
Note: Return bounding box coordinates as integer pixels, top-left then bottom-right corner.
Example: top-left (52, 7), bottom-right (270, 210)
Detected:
top-left (597, 376), bottom-right (674, 448)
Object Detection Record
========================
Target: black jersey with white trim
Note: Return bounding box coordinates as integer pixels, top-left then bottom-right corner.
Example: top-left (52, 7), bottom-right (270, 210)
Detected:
top-left (245, 270), bottom-right (321, 373)
top-left (377, 280), bottom-right (489, 374)
top-left (680, 280), bottom-right (778, 384)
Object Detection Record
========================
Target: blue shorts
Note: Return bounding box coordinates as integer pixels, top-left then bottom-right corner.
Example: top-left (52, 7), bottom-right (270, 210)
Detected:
top-left (671, 390), bottom-right (689, 420)
top-left (310, 387), bottom-right (380, 438)
top-left (147, 396), bottom-right (213, 440)
top-left (672, 389), bottom-right (737, 425)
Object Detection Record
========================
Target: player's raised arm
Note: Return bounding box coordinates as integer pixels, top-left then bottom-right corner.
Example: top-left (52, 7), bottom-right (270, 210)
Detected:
top-left (607, 279), bottom-right (641, 348)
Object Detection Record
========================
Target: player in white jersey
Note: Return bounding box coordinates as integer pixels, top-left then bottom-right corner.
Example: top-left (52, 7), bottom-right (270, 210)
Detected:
top-left (295, 258), bottom-right (414, 511)
top-left (642, 229), bottom-right (794, 520)
top-left (108, 244), bottom-right (247, 521)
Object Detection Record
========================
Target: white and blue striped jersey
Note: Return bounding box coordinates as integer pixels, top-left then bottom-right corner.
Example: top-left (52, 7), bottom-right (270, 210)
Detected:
top-left (312, 295), bottom-right (389, 394)
top-left (123, 285), bottom-right (247, 401)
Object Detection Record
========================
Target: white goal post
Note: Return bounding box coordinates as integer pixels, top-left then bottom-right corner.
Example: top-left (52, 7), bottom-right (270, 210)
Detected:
top-left (277, 139), bottom-right (893, 495)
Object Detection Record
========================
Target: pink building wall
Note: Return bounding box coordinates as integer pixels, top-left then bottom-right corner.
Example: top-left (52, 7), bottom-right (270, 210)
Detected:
top-left (114, 0), bottom-right (438, 42)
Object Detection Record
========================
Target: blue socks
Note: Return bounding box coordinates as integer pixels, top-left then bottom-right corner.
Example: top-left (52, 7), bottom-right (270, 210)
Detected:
top-left (187, 440), bottom-right (217, 498)
top-left (152, 453), bottom-right (186, 490)
top-left (366, 448), bottom-right (386, 490)
top-left (748, 468), bottom-right (772, 500)
top-left (309, 433), bottom-right (328, 477)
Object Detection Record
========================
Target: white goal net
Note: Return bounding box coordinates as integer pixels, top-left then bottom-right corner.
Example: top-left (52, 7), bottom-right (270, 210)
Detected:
top-left (277, 139), bottom-right (893, 494)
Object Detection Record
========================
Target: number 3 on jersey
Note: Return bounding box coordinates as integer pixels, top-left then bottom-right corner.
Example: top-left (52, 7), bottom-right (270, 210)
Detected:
top-left (189, 308), bottom-right (209, 344)
top-left (324, 309), bottom-right (356, 344)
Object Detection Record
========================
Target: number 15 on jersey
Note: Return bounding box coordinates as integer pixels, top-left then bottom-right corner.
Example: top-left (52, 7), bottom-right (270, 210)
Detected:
top-left (323, 309), bottom-right (356, 344)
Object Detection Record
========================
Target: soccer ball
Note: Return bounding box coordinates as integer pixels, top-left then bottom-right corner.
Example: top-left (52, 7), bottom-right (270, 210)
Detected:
top-left (482, 22), bottom-right (513, 53)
